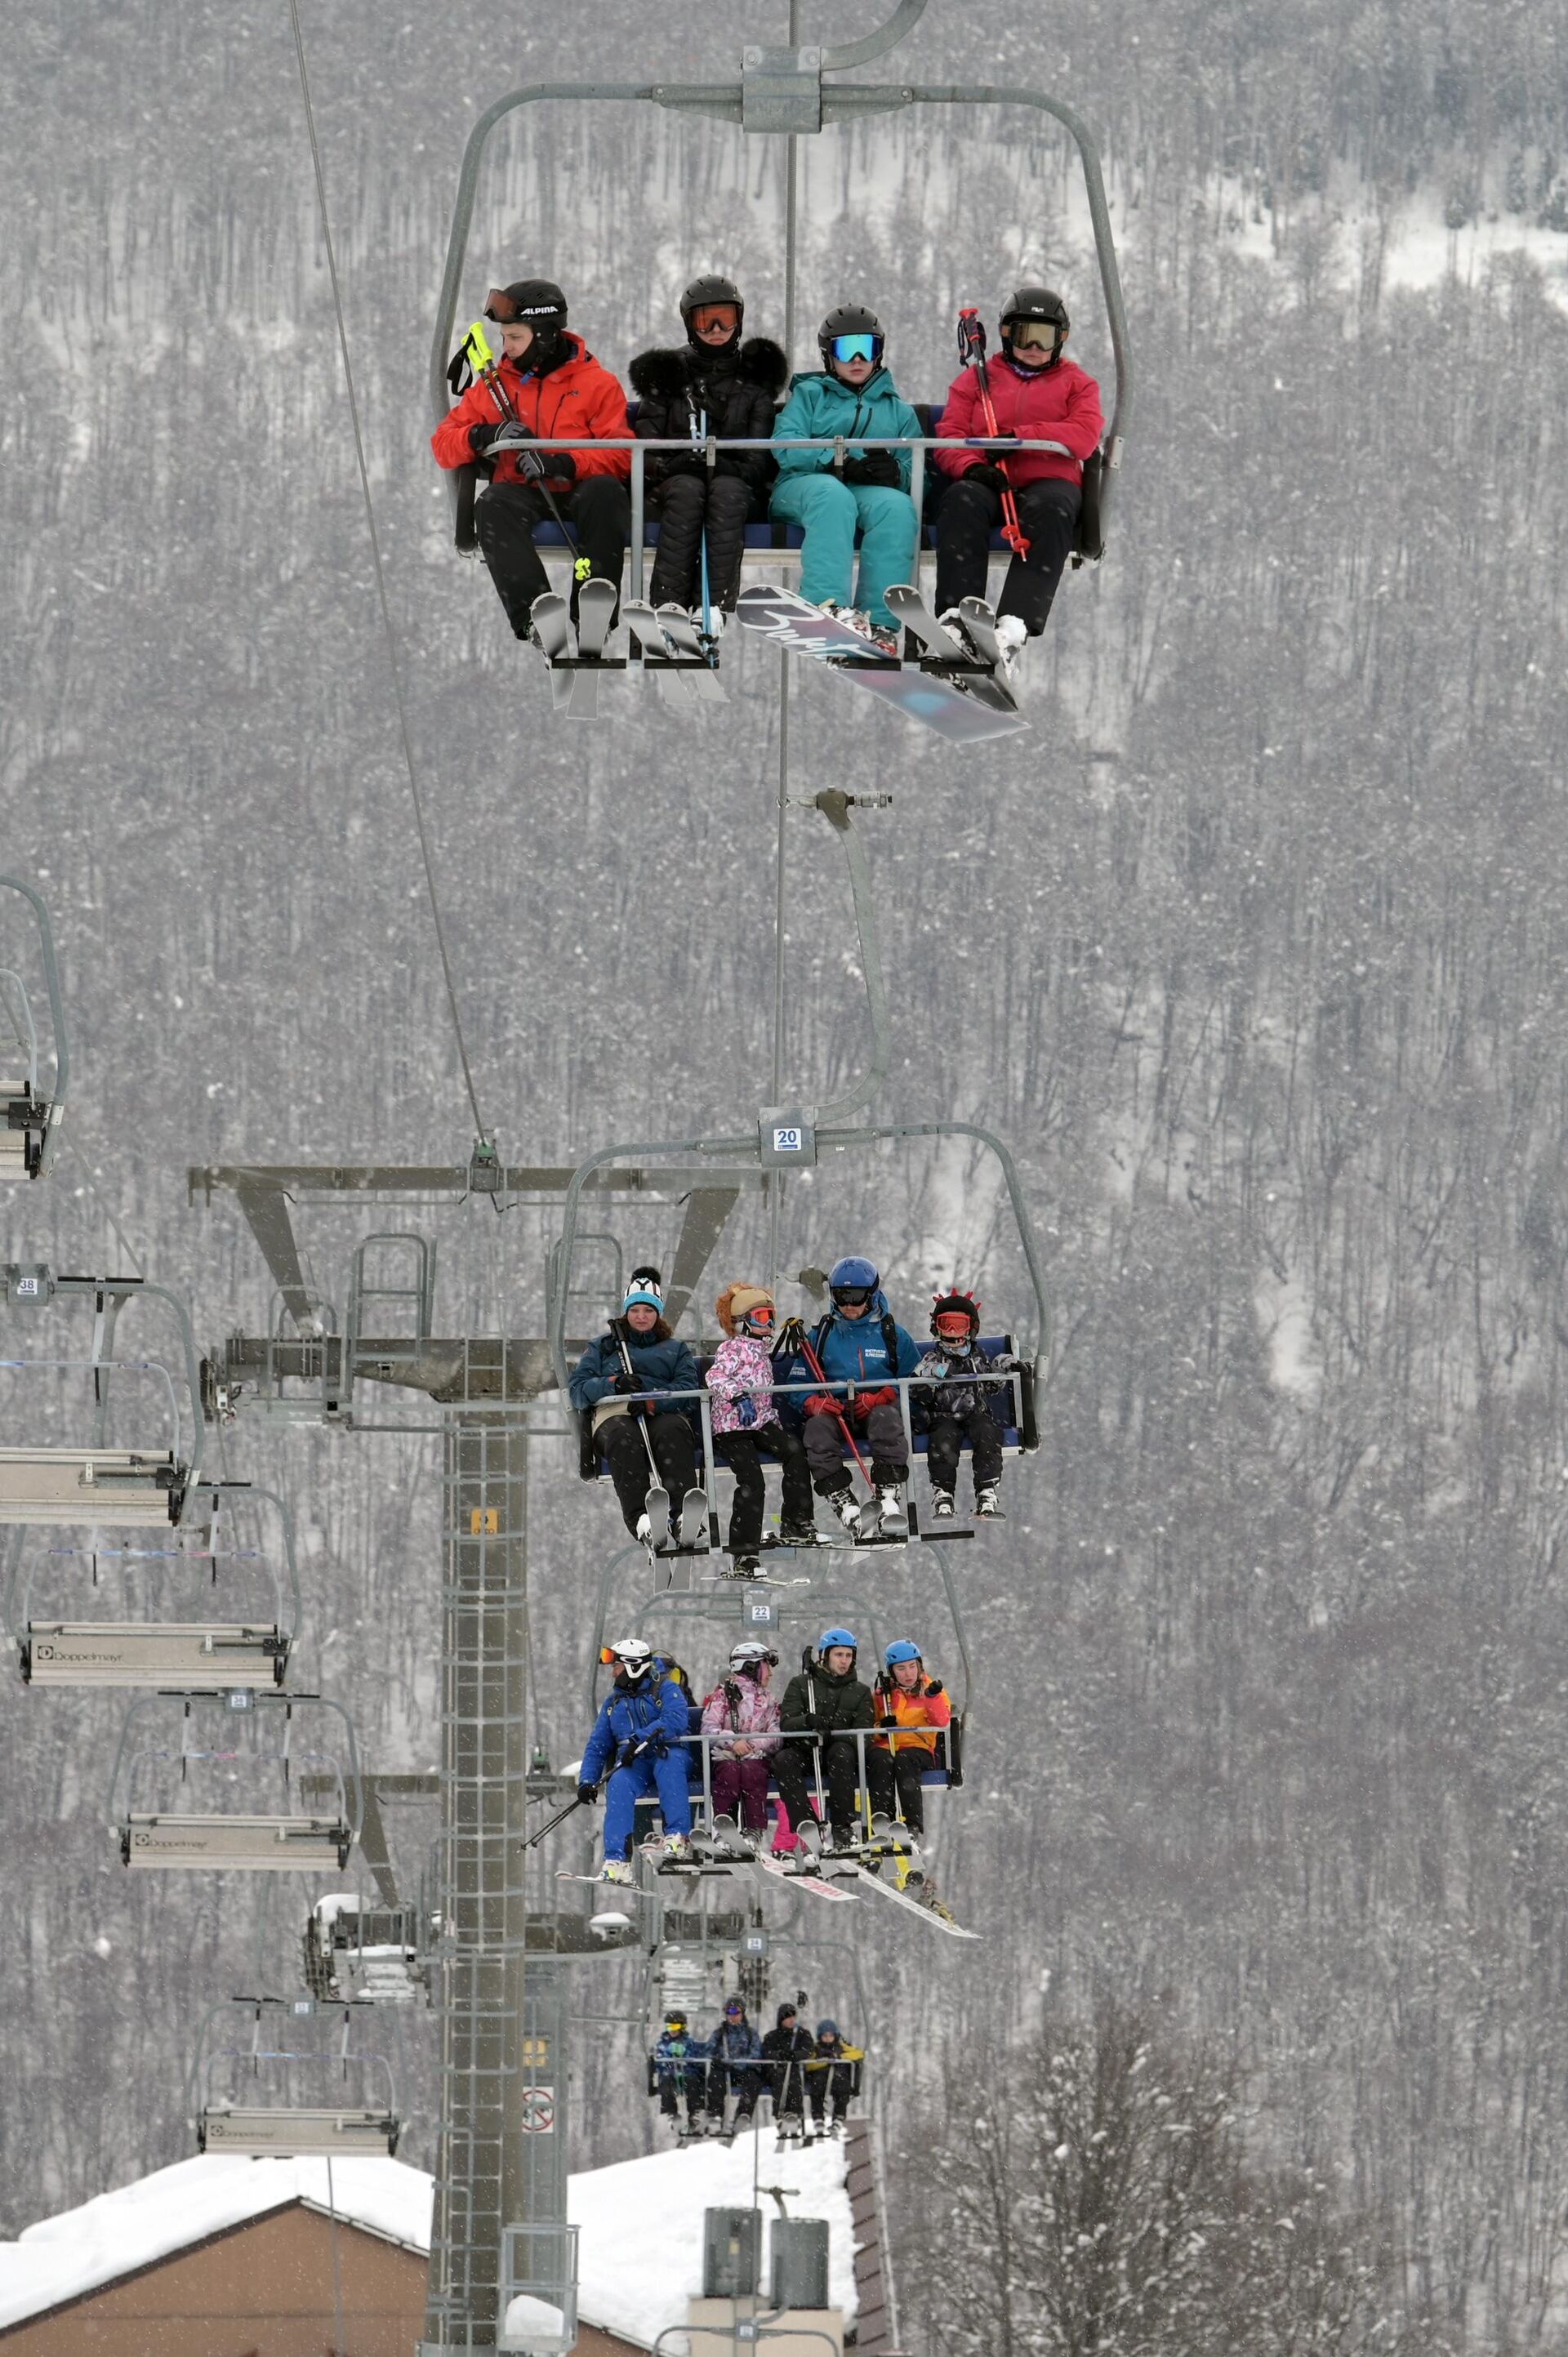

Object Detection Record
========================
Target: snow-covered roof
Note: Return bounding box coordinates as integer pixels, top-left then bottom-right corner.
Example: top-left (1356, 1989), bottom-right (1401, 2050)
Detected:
top-left (0, 2130), bottom-right (858, 2346)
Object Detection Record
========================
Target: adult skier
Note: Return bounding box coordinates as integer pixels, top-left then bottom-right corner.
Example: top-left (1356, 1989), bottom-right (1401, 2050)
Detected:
top-left (769, 305), bottom-right (923, 648)
top-left (773, 1628), bottom-right (875, 1858)
top-left (652, 2008), bottom-right (709, 2137)
top-left (706, 1283), bottom-right (815, 1573)
top-left (627, 276), bottom-right (787, 621)
top-left (577, 1637), bottom-right (694, 1882)
top-left (760, 2001), bottom-right (815, 2138)
top-left (804, 2020), bottom-right (864, 2136)
top-left (932, 287), bottom-right (1104, 665)
top-left (869, 1638), bottom-right (952, 1851)
top-left (704, 1995), bottom-right (764, 2136)
top-left (432, 278), bottom-right (631, 639)
top-left (777, 1257), bottom-right (922, 1536)
top-left (568, 1268), bottom-right (706, 1545)
top-left (698, 1641), bottom-right (782, 1842)
top-left (910, 1290), bottom-right (1020, 1518)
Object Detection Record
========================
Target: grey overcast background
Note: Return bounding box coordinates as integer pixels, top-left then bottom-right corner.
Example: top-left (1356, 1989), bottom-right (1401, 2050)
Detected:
top-left (5, 0), bottom-right (1568, 2346)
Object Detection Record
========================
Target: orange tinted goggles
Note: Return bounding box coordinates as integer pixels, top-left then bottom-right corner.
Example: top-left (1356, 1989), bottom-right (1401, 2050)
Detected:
top-left (689, 303), bottom-right (740, 335)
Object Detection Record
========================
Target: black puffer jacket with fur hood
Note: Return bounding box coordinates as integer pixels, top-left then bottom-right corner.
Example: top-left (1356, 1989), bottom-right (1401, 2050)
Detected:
top-left (627, 336), bottom-right (788, 492)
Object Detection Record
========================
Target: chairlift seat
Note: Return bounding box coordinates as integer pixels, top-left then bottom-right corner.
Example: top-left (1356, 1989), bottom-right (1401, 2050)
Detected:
top-left (197, 2104), bottom-right (399, 2158)
top-left (0, 1447), bottom-right (185, 1526)
top-left (22, 1620), bottom-right (288, 1688)
top-left (122, 1811), bottom-right (353, 1870)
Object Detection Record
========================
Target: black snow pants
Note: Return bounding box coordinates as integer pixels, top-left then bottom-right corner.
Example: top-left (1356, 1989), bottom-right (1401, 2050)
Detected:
top-left (774, 1735), bottom-right (861, 1843)
top-left (715, 1427), bottom-right (813, 1553)
top-left (648, 471), bottom-right (755, 614)
top-left (602, 1410), bottom-right (697, 1536)
top-left (867, 1743), bottom-right (932, 1837)
top-left (933, 475), bottom-right (1081, 635)
top-left (924, 1406), bottom-right (1003, 1494)
top-left (808, 2061), bottom-right (857, 2126)
top-left (475, 477), bottom-right (630, 635)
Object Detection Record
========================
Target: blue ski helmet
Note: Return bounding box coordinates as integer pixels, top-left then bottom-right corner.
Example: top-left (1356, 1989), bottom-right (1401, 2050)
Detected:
top-left (817, 1627), bottom-right (858, 1657)
top-left (884, 1639), bottom-right (923, 1669)
top-left (816, 2018), bottom-right (840, 2040)
top-left (828, 1255), bottom-right (879, 1302)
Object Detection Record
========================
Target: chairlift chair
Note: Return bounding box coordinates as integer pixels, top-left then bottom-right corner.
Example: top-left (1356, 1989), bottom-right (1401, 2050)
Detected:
top-left (109, 1691), bottom-right (361, 1873)
top-left (192, 1996), bottom-right (400, 2158)
top-left (0, 876), bottom-right (69, 1181)
top-left (15, 1482), bottom-right (303, 1689)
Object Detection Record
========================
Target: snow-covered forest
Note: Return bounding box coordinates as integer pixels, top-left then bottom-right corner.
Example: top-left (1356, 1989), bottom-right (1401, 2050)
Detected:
top-left (4, 0), bottom-right (1568, 2347)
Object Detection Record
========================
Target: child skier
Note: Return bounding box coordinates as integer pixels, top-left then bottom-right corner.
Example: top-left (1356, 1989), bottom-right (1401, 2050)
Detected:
top-left (777, 1257), bottom-right (923, 1538)
top-left (870, 1637), bottom-right (952, 1903)
top-left (804, 2020), bottom-right (864, 2137)
top-left (568, 1267), bottom-right (706, 1546)
top-left (704, 1995), bottom-right (764, 2137)
top-left (698, 1641), bottom-right (782, 1845)
top-left (627, 276), bottom-right (787, 621)
top-left (910, 1290), bottom-right (1020, 1519)
top-left (769, 306), bottom-right (923, 648)
top-left (706, 1282), bottom-right (815, 1574)
top-left (652, 2009), bottom-right (709, 2138)
top-left (774, 1628), bottom-right (875, 1858)
top-left (577, 1638), bottom-right (694, 1883)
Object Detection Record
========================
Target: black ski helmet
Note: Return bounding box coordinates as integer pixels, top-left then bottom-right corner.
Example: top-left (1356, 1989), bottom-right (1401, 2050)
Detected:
top-left (931, 1290), bottom-right (982, 1339)
top-left (487, 278), bottom-right (569, 363)
top-left (680, 273), bottom-right (744, 344)
top-left (1000, 285), bottom-right (1068, 364)
top-left (818, 304), bottom-right (885, 371)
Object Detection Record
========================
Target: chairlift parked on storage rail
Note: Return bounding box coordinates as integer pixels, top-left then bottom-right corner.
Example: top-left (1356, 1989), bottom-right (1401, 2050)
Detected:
top-left (109, 1690), bottom-right (361, 1873)
top-left (0, 876), bottom-right (68, 1183)
top-left (11, 1482), bottom-right (302, 1690)
top-left (190, 1996), bottom-right (400, 2158)
top-left (0, 1268), bottom-right (205, 1526)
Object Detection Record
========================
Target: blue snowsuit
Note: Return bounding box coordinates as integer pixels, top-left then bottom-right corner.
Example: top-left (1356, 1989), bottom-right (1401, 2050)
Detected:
top-left (773, 1290), bottom-right (924, 1491)
top-left (581, 1669), bottom-right (694, 1860)
top-left (769, 368), bottom-right (923, 629)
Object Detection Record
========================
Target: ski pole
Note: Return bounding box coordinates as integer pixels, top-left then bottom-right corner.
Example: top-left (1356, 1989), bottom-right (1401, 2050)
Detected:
top-left (696, 407), bottom-right (713, 639)
top-left (793, 1327), bottom-right (875, 1495)
top-left (521, 1792), bottom-right (588, 1850)
top-left (956, 307), bottom-right (1031, 560)
top-left (615, 1326), bottom-right (670, 1499)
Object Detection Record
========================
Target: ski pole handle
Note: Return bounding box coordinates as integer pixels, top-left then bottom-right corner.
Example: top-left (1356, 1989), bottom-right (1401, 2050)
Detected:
top-left (521, 1793), bottom-right (587, 1850)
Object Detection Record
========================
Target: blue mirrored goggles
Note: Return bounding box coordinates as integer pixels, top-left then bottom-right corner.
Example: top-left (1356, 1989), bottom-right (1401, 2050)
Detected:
top-left (827, 332), bottom-right (883, 365)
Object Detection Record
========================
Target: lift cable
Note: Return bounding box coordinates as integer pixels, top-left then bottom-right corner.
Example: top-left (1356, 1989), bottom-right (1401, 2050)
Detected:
top-left (284, 0), bottom-right (490, 1150)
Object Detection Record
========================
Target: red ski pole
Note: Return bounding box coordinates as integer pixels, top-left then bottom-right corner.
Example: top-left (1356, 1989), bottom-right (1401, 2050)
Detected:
top-left (956, 306), bottom-right (1031, 560)
top-left (788, 1326), bottom-right (875, 1496)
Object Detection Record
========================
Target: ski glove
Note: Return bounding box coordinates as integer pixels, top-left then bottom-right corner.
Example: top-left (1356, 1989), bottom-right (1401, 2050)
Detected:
top-left (576, 1780), bottom-right (599, 1806)
top-left (735, 1395), bottom-right (759, 1428)
top-left (853, 1385), bottom-right (898, 1415)
top-left (804, 1393), bottom-right (839, 1419)
top-left (549, 450), bottom-right (578, 483)
top-left (965, 462), bottom-right (1010, 494)
top-left (840, 449), bottom-right (902, 489)
top-left (924, 1679), bottom-right (944, 1696)
top-left (611, 1370), bottom-right (637, 1393)
top-left (659, 449), bottom-right (706, 479)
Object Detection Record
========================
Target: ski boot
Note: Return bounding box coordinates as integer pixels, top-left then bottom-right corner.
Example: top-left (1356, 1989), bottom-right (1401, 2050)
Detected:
top-left (874, 1483), bottom-right (908, 1538)
top-left (777, 1517), bottom-right (819, 1548)
top-left (722, 1553), bottom-right (760, 1582)
top-left (777, 2114), bottom-right (804, 2143)
top-left (817, 599), bottom-right (871, 637)
top-left (663, 1832), bottom-right (693, 1863)
top-left (826, 1488), bottom-right (861, 1536)
top-left (994, 613), bottom-right (1029, 674)
top-left (599, 1856), bottom-right (633, 1887)
top-left (975, 1484), bottom-right (1000, 1518)
top-left (929, 1488), bottom-right (956, 1521)
top-left (867, 624), bottom-right (900, 657)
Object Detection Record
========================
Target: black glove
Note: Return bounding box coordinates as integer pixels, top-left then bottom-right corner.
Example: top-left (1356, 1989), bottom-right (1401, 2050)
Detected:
top-left (576, 1780), bottom-right (599, 1806)
top-left (549, 450), bottom-right (578, 483)
top-left (840, 449), bottom-right (902, 488)
top-left (965, 462), bottom-right (1009, 494)
top-left (611, 1369), bottom-right (636, 1393)
top-left (924, 1678), bottom-right (944, 1696)
top-left (659, 448), bottom-right (705, 479)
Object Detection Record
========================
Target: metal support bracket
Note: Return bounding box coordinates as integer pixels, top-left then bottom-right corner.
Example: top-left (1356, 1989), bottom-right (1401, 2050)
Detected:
top-left (742, 46), bottom-right (823, 134)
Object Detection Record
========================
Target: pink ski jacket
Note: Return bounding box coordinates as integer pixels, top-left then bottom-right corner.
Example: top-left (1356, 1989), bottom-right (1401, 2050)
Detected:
top-left (704, 1334), bottom-right (782, 1436)
top-left (701, 1676), bottom-right (782, 1759)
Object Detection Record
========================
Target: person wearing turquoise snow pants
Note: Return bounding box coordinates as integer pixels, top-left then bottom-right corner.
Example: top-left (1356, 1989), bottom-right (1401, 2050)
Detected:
top-left (769, 302), bottom-right (922, 635)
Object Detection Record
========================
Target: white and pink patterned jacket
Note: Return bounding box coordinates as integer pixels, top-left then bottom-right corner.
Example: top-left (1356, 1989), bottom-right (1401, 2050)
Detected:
top-left (700, 1676), bottom-right (782, 1758)
top-left (703, 1334), bottom-right (781, 1437)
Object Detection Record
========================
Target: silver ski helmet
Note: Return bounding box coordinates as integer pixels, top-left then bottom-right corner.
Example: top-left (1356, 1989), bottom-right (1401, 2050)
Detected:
top-left (729, 1640), bottom-right (778, 1673)
top-left (1000, 285), bottom-right (1068, 365)
top-left (818, 304), bottom-right (884, 373)
top-left (681, 273), bottom-right (743, 346)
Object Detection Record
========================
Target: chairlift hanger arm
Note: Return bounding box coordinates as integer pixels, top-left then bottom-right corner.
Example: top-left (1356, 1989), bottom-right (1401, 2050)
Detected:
top-left (0, 875), bottom-right (69, 1170)
top-left (43, 1274), bottom-right (206, 1495)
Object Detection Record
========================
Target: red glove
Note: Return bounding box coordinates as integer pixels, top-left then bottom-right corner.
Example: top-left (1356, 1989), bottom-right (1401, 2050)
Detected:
top-left (804, 1392), bottom-right (839, 1419)
top-left (853, 1386), bottom-right (897, 1416)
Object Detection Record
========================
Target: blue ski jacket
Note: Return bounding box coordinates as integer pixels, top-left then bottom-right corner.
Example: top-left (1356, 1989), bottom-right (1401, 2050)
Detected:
top-left (581, 1671), bottom-right (693, 1785)
top-left (770, 367), bottom-right (924, 493)
top-left (708, 2019), bottom-right (764, 2068)
top-left (568, 1326), bottom-right (703, 1414)
top-left (773, 1293), bottom-right (922, 1429)
top-left (654, 2027), bottom-right (710, 2086)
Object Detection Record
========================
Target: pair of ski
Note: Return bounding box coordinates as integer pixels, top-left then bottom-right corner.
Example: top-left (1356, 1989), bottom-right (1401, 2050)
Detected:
top-left (755, 1838), bottom-right (980, 1938)
top-left (641, 1485), bottom-right (711, 1559)
top-left (736, 583), bottom-right (1030, 746)
top-left (530, 586), bottom-right (724, 714)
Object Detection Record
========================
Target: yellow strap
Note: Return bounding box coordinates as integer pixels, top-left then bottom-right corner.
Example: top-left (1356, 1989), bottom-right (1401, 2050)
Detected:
top-left (464, 319), bottom-right (497, 375)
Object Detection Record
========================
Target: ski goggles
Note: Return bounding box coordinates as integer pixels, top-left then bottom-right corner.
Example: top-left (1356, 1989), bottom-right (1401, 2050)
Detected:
top-left (1007, 318), bottom-right (1059, 350)
top-left (483, 287), bottom-right (562, 326)
top-left (933, 1313), bottom-right (975, 1339)
top-left (831, 1283), bottom-right (875, 1307)
top-left (740, 1304), bottom-right (777, 1332)
top-left (689, 302), bottom-right (740, 335)
top-left (827, 332), bottom-right (883, 366)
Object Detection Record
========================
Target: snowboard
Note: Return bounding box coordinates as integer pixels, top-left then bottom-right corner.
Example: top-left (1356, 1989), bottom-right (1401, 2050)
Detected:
top-left (849, 1861), bottom-right (981, 1938)
top-left (751, 1847), bottom-right (854, 1903)
top-left (737, 584), bottom-right (1027, 745)
top-left (884, 583), bottom-right (1021, 717)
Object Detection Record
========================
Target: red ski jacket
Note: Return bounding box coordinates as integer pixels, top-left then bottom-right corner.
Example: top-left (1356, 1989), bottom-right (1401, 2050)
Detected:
top-left (431, 335), bottom-right (630, 490)
top-left (932, 354), bottom-right (1103, 488)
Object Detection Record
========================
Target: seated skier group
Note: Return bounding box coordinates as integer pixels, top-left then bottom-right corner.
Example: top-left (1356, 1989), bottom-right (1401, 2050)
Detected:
top-left (432, 271), bottom-right (1104, 667)
top-left (567, 1260), bottom-right (1022, 1568)
top-left (578, 1628), bottom-right (953, 1893)
top-left (653, 1995), bottom-right (863, 2145)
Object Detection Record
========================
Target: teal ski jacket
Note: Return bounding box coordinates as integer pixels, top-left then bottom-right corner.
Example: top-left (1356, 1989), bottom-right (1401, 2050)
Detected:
top-left (771, 367), bottom-right (924, 493)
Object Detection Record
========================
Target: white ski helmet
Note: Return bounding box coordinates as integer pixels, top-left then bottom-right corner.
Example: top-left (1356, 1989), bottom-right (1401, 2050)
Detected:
top-left (604, 1637), bottom-right (654, 1679)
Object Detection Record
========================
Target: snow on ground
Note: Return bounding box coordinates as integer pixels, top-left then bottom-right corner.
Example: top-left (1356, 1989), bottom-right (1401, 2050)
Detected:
top-left (0, 2129), bottom-right (857, 2346)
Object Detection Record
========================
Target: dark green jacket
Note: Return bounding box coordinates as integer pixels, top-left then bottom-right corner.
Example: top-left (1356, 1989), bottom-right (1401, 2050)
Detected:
top-left (780, 1664), bottom-right (874, 1740)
